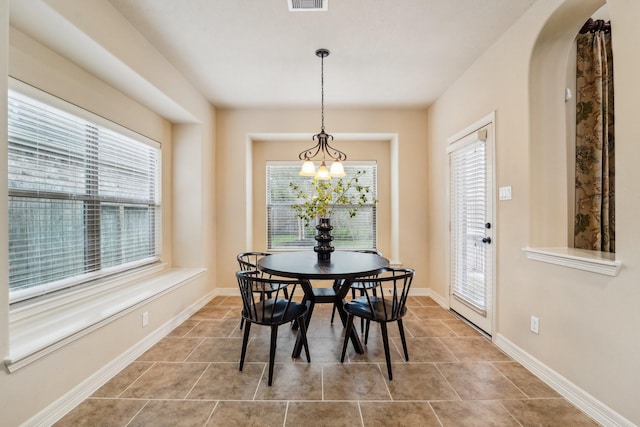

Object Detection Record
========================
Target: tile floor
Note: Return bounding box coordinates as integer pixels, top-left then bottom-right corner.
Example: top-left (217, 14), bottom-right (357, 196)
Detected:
top-left (54, 296), bottom-right (600, 426)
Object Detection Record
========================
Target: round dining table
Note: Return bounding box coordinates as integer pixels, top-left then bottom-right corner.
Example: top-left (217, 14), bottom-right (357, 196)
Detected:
top-left (258, 250), bottom-right (389, 357)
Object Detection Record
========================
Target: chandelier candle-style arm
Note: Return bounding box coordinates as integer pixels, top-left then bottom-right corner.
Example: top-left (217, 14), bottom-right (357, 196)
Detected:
top-left (298, 131), bottom-right (347, 162)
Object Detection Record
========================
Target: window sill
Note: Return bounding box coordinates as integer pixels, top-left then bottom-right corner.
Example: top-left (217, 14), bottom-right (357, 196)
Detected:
top-left (5, 267), bottom-right (205, 373)
top-left (522, 247), bottom-right (621, 276)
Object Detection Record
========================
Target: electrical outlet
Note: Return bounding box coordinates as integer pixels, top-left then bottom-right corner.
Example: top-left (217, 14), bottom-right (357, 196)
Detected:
top-left (530, 315), bottom-right (539, 334)
top-left (142, 311), bottom-right (149, 327)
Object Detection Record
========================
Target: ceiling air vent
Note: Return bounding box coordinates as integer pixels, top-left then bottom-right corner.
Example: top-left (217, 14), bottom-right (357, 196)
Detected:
top-left (288, 0), bottom-right (328, 12)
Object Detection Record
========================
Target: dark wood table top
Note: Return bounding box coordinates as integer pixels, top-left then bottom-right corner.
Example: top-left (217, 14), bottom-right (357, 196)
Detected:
top-left (257, 250), bottom-right (389, 280)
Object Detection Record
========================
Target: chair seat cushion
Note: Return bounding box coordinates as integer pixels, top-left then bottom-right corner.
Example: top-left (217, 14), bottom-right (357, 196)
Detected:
top-left (246, 299), bottom-right (307, 325)
top-left (344, 296), bottom-right (406, 322)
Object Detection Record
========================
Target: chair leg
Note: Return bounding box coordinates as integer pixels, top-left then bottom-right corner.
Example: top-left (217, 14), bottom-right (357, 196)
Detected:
top-left (268, 324), bottom-right (279, 386)
top-left (240, 317), bottom-right (244, 330)
top-left (295, 316), bottom-right (311, 363)
top-left (364, 320), bottom-right (371, 345)
top-left (380, 322), bottom-right (393, 380)
top-left (239, 320), bottom-right (251, 372)
top-left (340, 314), bottom-right (355, 363)
top-left (397, 319), bottom-right (409, 361)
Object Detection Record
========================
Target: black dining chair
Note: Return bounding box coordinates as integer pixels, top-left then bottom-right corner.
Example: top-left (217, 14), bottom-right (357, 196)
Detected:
top-left (339, 267), bottom-right (415, 380)
top-left (330, 250), bottom-right (383, 332)
top-left (236, 270), bottom-right (311, 386)
top-left (236, 252), bottom-right (288, 329)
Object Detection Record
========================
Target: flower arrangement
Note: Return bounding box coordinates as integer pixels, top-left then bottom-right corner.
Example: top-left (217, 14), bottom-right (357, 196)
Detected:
top-left (289, 170), bottom-right (376, 226)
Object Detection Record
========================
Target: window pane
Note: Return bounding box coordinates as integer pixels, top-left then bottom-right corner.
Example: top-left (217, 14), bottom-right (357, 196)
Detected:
top-left (8, 90), bottom-right (161, 302)
top-left (8, 197), bottom-right (86, 291)
top-left (266, 162), bottom-right (377, 250)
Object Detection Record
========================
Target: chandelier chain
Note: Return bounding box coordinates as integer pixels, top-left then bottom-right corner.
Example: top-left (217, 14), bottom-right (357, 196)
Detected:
top-left (320, 52), bottom-right (325, 131)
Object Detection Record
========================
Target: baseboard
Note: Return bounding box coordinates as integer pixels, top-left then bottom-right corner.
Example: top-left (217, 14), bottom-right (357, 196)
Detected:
top-left (214, 286), bottom-right (437, 298)
top-left (494, 334), bottom-right (635, 427)
top-left (24, 288), bottom-right (217, 427)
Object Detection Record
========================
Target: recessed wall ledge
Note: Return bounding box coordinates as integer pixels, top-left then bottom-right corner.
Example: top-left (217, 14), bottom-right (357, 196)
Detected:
top-left (522, 247), bottom-right (621, 276)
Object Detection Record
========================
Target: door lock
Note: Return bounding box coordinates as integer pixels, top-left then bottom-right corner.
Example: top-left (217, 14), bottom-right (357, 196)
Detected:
top-left (482, 237), bottom-right (492, 244)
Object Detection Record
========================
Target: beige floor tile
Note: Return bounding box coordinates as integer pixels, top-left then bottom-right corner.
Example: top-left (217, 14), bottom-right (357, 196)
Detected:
top-left (216, 295), bottom-right (244, 306)
top-left (242, 335), bottom-right (303, 364)
top-left (137, 337), bottom-right (204, 362)
top-left (304, 336), bottom-right (347, 363)
top-left (492, 361), bottom-right (560, 398)
top-left (322, 363), bottom-right (391, 401)
top-left (441, 318), bottom-right (484, 337)
top-left (409, 306), bottom-right (457, 319)
top-left (207, 401), bottom-right (287, 426)
top-left (385, 363), bottom-right (459, 401)
top-left (394, 337), bottom-right (459, 363)
top-left (167, 319), bottom-right (201, 337)
top-left (360, 401), bottom-right (441, 427)
top-left (285, 401), bottom-right (361, 427)
top-left (57, 301), bottom-right (600, 426)
top-left (128, 400), bottom-right (216, 427)
top-left (254, 363), bottom-right (323, 400)
top-left (430, 400), bottom-right (520, 426)
top-left (92, 362), bottom-right (153, 397)
top-left (191, 305), bottom-right (234, 320)
top-left (439, 337), bottom-right (511, 361)
top-left (120, 362), bottom-right (208, 399)
top-left (188, 362), bottom-right (264, 400)
top-left (186, 337), bottom-right (244, 363)
top-left (346, 334), bottom-right (404, 364)
top-left (53, 398), bottom-right (146, 427)
top-left (437, 362), bottom-right (527, 400)
top-left (500, 398), bottom-right (601, 426)
top-left (185, 319), bottom-right (241, 337)
top-left (404, 319), bottom-right (459, 338)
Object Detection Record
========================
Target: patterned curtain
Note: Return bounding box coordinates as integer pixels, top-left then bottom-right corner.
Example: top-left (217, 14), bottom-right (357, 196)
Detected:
top-left (574, 20), bottom-right (615, 252)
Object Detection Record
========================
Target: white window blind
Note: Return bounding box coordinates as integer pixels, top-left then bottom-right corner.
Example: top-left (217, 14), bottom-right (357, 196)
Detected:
top-left (450, 139), bottom-right (488, 314)
top-left (266, 162), bottom-right (377, 250)
top-left (8, 90), bottom-right (161, 303)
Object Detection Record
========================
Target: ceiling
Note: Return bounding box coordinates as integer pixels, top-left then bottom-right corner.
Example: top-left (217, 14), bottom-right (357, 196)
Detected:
top-left (103, 0), bottom-right (537, 109)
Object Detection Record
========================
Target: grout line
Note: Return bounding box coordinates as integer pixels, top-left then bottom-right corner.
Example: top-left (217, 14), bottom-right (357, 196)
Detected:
top-left (203, 401), bottom-right (220, 426)
top-left (123, 399), bottom-right (150, 427)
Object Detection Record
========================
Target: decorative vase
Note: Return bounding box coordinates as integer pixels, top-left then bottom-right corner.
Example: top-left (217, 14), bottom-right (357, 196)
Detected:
top-left (314, 217), bottom-right (335, 262)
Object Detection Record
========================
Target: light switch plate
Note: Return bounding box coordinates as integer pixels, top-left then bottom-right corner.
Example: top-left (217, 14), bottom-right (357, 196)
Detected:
top-left (499, 186), bottom-right (512, 201)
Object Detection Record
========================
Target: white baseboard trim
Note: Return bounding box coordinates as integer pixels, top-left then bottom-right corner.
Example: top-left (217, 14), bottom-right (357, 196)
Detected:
top-left (24, 288), bottom-right (217, 427)
top-left (214, 286), bottom-right (436, 298)
top-left (494, 334), bottom-right (635, 427)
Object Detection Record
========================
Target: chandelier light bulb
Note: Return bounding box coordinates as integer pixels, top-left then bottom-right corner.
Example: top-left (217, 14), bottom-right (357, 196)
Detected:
top-left (329, 160), bottom-right (346, 177)
top-left (300, 160), bottom-right (316, 176)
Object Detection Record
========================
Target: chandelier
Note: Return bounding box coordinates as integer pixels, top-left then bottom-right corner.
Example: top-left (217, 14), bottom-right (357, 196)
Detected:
top-left (298, 49), bottom-right (346, 180)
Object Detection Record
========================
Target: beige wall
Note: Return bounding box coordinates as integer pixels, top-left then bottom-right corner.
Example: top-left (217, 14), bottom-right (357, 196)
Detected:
top-left (427, 0), bottom-right (640, 423)
top-left (0, 3), bottom-right (217, 425)
top-left (215, 108), bottom-right (428, 290)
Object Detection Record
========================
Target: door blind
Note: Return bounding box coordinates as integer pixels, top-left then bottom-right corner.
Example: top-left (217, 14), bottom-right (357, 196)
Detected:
top-left (450, 139), bottom-right (488, 314)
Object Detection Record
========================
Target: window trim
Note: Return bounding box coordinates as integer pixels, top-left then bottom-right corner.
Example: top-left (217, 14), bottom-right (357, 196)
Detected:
top-left (245, 133), bottom-right (402, 265)
top-left (6, 267), bottom-right (204, 372)
top-left (4, 79), bottom-right (174, 372)
top-left (522, 247), bottom-right (621, 276)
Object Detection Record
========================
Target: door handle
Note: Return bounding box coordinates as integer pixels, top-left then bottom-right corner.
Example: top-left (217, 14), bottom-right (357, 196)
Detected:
top-left (482, 237), bottom-right (492, 244)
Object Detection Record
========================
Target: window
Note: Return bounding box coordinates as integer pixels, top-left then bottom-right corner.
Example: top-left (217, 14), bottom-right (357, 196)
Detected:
top-left (266, 161), bottom-right (377, 250)
top-left (8, 89), bottom-right (161, 303)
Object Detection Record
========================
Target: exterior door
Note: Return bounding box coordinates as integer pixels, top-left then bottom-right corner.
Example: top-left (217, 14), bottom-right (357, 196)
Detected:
top-left (448, 121), bottom-right (495, 335)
